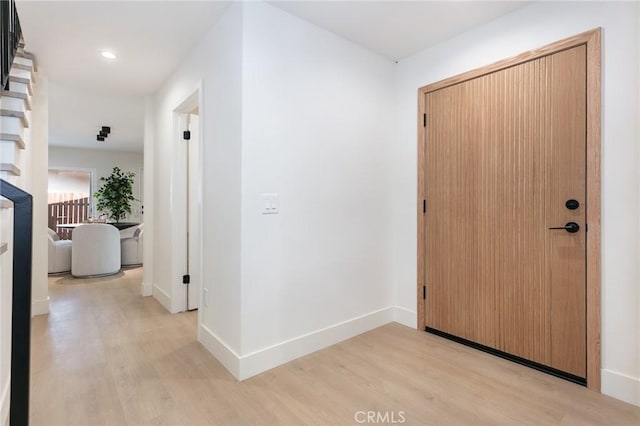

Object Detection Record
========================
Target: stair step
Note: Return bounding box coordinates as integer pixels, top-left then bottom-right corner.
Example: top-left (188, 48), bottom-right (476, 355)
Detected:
top-left (0, 116), bottom-right (25, 136)
top-left (15, 51), bottom-right (34, 60)
top-left (0, 96), bottom-right (27, 113)
top-left (9, 67), bottom-right (34, 83)
top-left (1, 142), bottom-right (20, 164)
top-left (1, 91), bottom-right (31, 110)
top-left (0, 97), bottom-right (23, 113)
top-left (0, 197), bottom-right (12, 209)
top-left (12, 63), bottom-right (32, 72)
top-left (15, 52), bottom-right (37, 72)
top-left (0, 134), bottom-right (25, 149)
top-left (0, 116), bottom-right (24, 136)
top-left (13, 58), bottom-right (37, 74)
top-left (18, 40), bottom-right (25, 49)
top-left (8, 75), bottom-right (29, 85)
top-left (0, 243), bottom-right (7, 256)
top-left (7, 76), bottom-right (32, 96)
top-left (0, 163), bottom-right (21, 176)
top-left (0, 110), bottom-right (29, 128)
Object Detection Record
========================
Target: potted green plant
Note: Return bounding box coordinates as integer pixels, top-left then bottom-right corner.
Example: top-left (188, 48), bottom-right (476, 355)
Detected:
top-left (94, 167), bottom-right (136, 223)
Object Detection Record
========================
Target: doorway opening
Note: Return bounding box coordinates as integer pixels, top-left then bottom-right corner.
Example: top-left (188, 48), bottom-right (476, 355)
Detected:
top-left (172, 88), bottom-right (202, 315)
top-left (183, 111), bottom-right (201, 311)
top-left (47, 168), bottom-right (94, 239)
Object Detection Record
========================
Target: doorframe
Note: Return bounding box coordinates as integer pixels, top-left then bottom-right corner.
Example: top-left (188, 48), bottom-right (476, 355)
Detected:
top-left (170, 83), bottom-right (204, 317)
top-left (416, 28), bottom-right (602, 391)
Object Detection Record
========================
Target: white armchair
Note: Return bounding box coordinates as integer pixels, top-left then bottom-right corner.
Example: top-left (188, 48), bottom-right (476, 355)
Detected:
top-left (71, 224), bottom-right (121, 278)
top-left (47, 228), bottom-right (72, 274)
top-left (120, 223), bottom-right (143, 267)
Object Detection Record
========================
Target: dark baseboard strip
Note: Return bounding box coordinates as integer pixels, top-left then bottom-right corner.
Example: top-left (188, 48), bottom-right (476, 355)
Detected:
top-left (425, 327), bottom-right (587, 386)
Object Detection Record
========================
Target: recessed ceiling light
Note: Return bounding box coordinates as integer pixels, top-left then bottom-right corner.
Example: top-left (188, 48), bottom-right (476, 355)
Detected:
top-left (101, 51), bottom-right (117, 60)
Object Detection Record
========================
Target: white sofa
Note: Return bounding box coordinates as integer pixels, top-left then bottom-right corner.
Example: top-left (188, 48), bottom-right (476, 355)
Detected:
top-left (71, 224), bottom-right (121, 278)
top-left (120, 223), bottom-right (143, 267)
top-left (47, 228), bottom-right (72, 274)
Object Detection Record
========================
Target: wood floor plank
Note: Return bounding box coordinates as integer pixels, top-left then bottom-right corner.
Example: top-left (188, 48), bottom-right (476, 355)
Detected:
top-left (31, 268), bottom-right (639, 425)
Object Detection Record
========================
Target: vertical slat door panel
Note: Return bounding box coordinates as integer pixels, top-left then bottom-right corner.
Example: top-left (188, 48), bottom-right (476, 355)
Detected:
top-left (495, 57), bottom-right (549, 365)
top-left (547, 46), bottom-right (587, 377)
top-left (423, 45), bottom-right (586, 377)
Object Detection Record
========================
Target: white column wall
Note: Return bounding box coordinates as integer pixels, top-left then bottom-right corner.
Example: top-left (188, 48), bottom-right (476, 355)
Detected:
top-left (238, 2), bottom-right (395, 377)
top-left (29, 75), bottom-right (49, 316)
top-left (142, 95), bottom-right (154, 296)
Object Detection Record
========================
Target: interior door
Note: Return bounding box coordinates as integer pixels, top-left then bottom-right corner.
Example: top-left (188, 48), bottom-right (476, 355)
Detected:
top-left (423, 45), bottom-right (586, 378)
top-left (187, 113), bottom-right (201, 311)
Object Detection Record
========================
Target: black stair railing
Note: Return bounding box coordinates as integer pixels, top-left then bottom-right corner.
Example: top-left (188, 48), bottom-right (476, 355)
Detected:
top-left (1, 0), bottom-right (23, 90)
top-left (0, 179), bottom-right (33, 426)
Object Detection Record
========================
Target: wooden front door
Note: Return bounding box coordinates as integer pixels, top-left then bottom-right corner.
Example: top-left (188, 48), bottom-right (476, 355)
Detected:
top-left (421, 44), bottom-right (587, 379)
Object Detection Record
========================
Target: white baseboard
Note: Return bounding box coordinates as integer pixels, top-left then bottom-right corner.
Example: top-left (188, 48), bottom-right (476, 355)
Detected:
top-left (141, 281), bottom-right (152, 297)
top-left (602, 368), bottom-right (640, 406)
top-left (199, 324), bottom-right (241, 378)
top-left (392, 306), bottom-right (417, 329)
top-left (31, 297), bottom-right (49, 316)
top-left (1, 377), bottom-right (10, 426)
top-left (238, 307), bottom-right (394, 380)
top-left (152, 285), bottom-right (171, 312)
top-left (199, 307), bottom-right (400, 381)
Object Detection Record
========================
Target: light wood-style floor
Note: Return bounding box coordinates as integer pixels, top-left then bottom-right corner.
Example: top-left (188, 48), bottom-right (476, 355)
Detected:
top-left (32, 268), bottom-right (639, 426)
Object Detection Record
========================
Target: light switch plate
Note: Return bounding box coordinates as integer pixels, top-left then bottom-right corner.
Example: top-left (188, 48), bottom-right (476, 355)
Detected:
top-left (261, 193), bottom-right (279, 214)
top-left (203, 288), bottom-right (209, 307)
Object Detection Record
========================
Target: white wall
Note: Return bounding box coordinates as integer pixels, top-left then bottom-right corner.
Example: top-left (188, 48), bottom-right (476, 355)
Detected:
top-left (142, 96), bottom-right (154, 297)
top-left (48, 147), bottom-right (143, 222)
top-left (150, 0), bottom-right (638, 403)
top-left (151, 2), bottom-right (396, 378)
top-left (392, 1), bottom-right (640, 406)
top-left (30, 76), bottom-right (50, 317)
top-left (238, 2), bottom-right (395, 374)
top-left (151, 2), bottom-right (243, 364)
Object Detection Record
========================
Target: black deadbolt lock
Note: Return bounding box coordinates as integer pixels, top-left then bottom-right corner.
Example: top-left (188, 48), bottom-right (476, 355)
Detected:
top-left (565, 199), bottom-right (580, 210)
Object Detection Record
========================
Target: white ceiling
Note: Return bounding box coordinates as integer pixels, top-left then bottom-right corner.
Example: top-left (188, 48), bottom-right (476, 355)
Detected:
top-left (48, 82), bottom-right (144, 152)
top-left (16, 1), bottom-right (531, 153)
top-left (17, 1), bottom-right (231, 153)
top-left (16, 1), bottom-right (231, 97)
top-left (268, 1), bottom-right (531, 60)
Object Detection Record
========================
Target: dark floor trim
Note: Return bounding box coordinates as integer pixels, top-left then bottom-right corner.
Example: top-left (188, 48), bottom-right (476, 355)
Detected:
top-left (425, 327), bottom-right (587, 386)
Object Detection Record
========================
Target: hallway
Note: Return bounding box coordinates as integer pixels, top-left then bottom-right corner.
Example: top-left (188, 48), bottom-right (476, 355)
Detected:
top-left (30, 269), bottom-right (639, 425)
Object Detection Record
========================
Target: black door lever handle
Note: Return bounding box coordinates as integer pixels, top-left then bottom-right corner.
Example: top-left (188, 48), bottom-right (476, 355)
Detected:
top-left (549, 222), bottom-right (580, 233)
